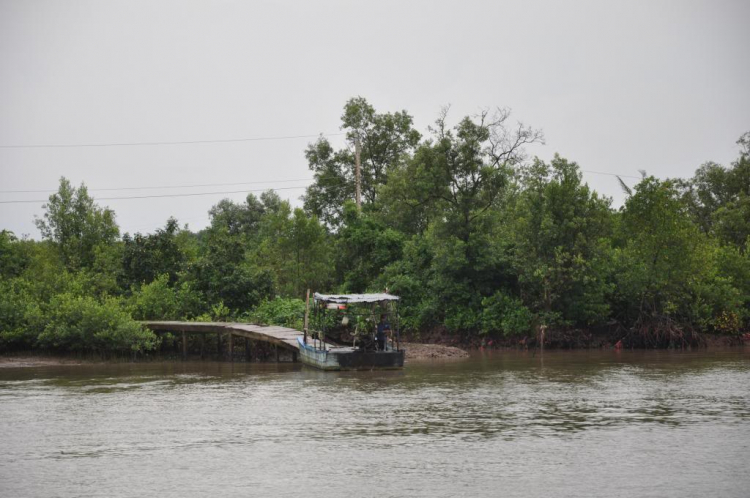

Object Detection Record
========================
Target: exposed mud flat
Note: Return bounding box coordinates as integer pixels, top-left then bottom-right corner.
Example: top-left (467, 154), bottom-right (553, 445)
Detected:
top-left (0, 356), bottom-right (86, 368)
top-left (0, 346), bottom-right (471, 367)
top-left (401, 342), bottom-right (469, 360)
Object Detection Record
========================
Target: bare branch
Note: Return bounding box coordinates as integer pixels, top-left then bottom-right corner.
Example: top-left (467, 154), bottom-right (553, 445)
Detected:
top-left (617, 176), bottom-right (633, 197)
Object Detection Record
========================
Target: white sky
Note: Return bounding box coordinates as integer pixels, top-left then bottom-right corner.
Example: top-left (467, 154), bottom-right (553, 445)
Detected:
top-left (1, 0), bottom-right (748, 238)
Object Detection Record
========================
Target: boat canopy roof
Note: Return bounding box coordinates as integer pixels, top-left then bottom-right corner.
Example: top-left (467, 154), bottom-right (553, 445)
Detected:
top-left (314, 293), bottom-right (400, 304)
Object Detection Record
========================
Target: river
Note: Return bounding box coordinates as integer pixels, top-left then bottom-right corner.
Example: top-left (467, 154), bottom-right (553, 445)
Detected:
top-left (1, 349), bottom-right (748, 498)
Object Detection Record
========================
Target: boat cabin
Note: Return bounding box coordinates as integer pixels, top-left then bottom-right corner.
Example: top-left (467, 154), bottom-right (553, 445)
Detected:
top-left (297, 293), bottom-right (405, 370)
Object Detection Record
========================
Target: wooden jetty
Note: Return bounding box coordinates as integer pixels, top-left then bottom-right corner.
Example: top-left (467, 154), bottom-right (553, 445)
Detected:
top-left (143, 308), bottom-right (405, 370)
top-left (141, 321), bottom-right (303, 362)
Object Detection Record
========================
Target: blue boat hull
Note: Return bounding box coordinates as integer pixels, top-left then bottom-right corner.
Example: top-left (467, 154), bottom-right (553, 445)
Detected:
top-left (297, 338), bottom-right (405, 371)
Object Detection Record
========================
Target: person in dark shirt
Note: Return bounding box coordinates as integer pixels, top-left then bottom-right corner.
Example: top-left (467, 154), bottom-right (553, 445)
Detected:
top-left (376, 314), bottom-right (390, 351)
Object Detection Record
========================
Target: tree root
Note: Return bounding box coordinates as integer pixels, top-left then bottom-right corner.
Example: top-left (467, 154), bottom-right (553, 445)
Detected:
top-left (620, 316), bottom-right (706, 349)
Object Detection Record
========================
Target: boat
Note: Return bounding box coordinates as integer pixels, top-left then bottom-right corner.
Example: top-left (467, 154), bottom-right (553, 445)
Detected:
top-left (297, 292), bottom-right (405, 371)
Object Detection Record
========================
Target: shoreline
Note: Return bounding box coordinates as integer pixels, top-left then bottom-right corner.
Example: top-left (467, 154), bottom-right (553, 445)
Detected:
top-left (0, 356), bottom-right (92, 368)
top-left (405, 329), bottom-right (748, 351)
top-left (0, 342), bottom-right (471, 368)
top-left (3, 341), bottom-right (747, 368)
top-left (400, 342), bottom-right (470, 360)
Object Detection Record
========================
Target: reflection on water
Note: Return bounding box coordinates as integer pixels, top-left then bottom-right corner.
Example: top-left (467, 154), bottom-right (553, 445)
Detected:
top-left (1, 350), bottom-right (748, 498)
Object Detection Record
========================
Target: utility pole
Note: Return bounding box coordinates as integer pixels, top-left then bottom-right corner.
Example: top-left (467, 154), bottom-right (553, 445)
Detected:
top-left (354, 134), bottom-right (362, 211)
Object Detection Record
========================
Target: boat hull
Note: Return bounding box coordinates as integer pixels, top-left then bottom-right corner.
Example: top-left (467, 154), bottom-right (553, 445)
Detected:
top-left (297, 338), bottom-right (405, 371)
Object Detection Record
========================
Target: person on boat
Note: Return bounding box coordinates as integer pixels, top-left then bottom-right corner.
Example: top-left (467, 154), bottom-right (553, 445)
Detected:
top-left (376, 314), bottom-right (390, 351)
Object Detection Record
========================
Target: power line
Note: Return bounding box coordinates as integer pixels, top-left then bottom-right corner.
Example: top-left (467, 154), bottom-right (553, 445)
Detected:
top-left (0, 185), bottom-right (315, 205)
top-left (0, 177), bottom-right (316, 194)
top-left (581, 169), bottom-right (642, 180)
top-left (0, 171), bottom-right (645, 204)
top-left (0, 164), bottom-right (646, 205)
top-left (0, 169), bottom-right (644, 195)
top-left (1, 172), bottom-right (356, 196)
top-left (0, 132), bottom-right (345, 149)
top-left (125, 214), bottom-right (212, 232)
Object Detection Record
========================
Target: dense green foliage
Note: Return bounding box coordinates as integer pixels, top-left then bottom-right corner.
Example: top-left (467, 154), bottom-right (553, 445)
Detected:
top-left (1, 101), bottom-right (748, 354)
top-left (244, 298), bottom-right (307, 330)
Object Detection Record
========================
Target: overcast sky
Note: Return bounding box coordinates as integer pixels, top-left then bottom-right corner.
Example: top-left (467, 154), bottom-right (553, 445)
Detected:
top-left (1, 0), bottom-right (748, 238)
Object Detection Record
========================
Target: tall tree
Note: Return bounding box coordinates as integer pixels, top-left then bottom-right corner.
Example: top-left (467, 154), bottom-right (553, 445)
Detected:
top-left (121, 217), bottom-right (186, 289)
top-left (614, 177), bottom-right (708, 327)
top-left (0, 230), bottom-right (30, 279)
top-left (188, 191), bottom-right (282, 312)
top-left (383, 107), bottom-right (543, 241)
top-left (378, 108), bottom-right (542, 332)
top-left (35, 178), bottom-right (119, 270)
top-left (304, 97), bottom-right (421, 228)
top-left (208, 193), bottom-right (266, 237)
top-left (334, 202), bottom-right (405, 293)
top-left (678, 132), bottom-right (750, 248)
top-left (511, 156), bottom-right (613, 326)
top-left (190, 224), bottom-right (274, 312)
top-left (254, 202), bottom-right (332, 297)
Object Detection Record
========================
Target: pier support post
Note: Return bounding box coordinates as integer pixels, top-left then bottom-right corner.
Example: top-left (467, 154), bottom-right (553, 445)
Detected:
top-left (245, 338), bottom-right (251, 362)
top-left (228, 334), bottom-right (234, 362)
top-left (217, 333), bottom-right (222, 359)
top-left (182, 332), bottom-right (187, 360)
top-left (200, 335), bottom-right (205, 360)
top-left (275, 345), bottom-right (279, 363)
top-left (292, 351), bottom-right (297, 363)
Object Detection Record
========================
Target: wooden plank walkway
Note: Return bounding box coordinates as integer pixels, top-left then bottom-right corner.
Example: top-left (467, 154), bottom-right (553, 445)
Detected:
top-left (141, 321), bottom-right (303, 351)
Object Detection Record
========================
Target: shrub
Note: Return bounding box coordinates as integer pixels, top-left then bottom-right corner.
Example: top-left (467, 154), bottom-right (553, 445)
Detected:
top-left (0, 279), bottom-right (40, 350)
top-left (481, 291), bottom-right (533, 336)
top-left (130, 274), bottom-right (178, 320)
top-left (174, 281), bottom-right (207, 319)
top-left (36, 293), bottom-right (158, 354)
top-left (246, 297), bottom-right (306, 329)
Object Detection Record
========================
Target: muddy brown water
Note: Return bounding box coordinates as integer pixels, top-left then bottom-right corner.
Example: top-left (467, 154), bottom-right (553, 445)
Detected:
top-left (1, 349), bottom-right (748, 498)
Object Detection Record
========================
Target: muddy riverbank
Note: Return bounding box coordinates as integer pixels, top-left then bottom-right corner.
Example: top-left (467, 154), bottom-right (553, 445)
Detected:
top-left (0, 356), bottom-right (88, 368)
top-left (401, 342), bottom-right (469, 360)
top-left (4, 336), bottom-right (747, 367)
top-left (0, 341), bottom-right (470, 368)
top-left (405, 326), bottom-right (748, 351)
